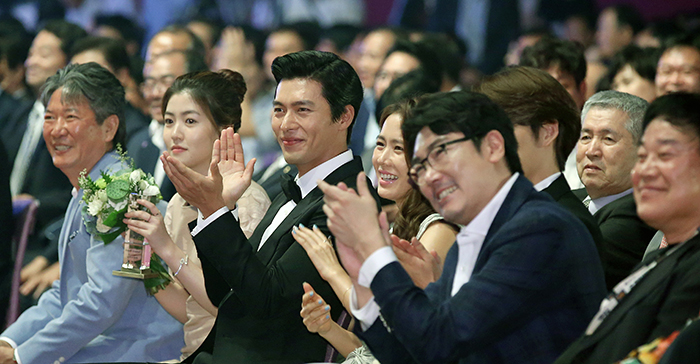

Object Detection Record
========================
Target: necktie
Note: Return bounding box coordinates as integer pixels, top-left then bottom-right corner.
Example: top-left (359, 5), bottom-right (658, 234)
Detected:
top-left (583, 196), bottom-right (592, 209)
top-left (281, 173), bottom-right (301, 203)
top-left (659, 235), bottom-right (668, 249)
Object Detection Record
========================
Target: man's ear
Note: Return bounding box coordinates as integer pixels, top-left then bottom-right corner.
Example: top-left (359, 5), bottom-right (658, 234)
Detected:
top-left (539, 121), bottom-right (559, 148)
top-left (102, 114), bottom-right (119, 144)
top-left (482, 129), bottom-right (506, 163)
top-left (337, 105), bottom-right (354, 132)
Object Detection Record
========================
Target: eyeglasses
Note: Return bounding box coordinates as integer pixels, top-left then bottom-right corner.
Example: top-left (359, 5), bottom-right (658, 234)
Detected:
top-left (408, 136), bottom-right (471, 187)
top-left (140, 75), bottom-right (176, 93)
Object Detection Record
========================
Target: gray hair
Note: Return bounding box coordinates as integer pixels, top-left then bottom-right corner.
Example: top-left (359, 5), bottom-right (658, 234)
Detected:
top-left (41, 62), bottom-right (126, 150)
top-left (581, 90), bottom-right (648, 144)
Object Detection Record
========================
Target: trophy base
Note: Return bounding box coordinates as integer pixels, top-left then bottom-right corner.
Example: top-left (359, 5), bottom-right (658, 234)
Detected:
top-left (113, 268), bottom-right (158, 279)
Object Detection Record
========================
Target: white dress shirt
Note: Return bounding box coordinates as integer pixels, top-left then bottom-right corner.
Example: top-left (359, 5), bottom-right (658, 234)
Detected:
top-left (148, 120), bottom-right (166, 187)
top-left (351, 173), bottom-right (520, 330)
top-left (191, 150), bottom-right (354, 251)
top-left (533, 172), bottom-right (561, 192)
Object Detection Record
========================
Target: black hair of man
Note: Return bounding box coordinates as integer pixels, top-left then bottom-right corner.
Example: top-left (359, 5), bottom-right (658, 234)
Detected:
top-left (642, 92), bottom-right (700, 139)
top-left (188, 16), bottom-right (224, 48)
top-left (609, 4), bottom-right (645, 35)
top-left (402, 91), bottom-right (523, 174)
top-left (41, 62), bottom-right (126, 150)
top-left (275, 21), bottom-right (321, 51)
top-left (375, 69), bottom-right (440, 122)
top-left (94, 14), bottom-right (145, 51)
top-left (417, 33), bottom-right (464, 86)
top-left (603, 45), bottom-right (660, 88)
top-left (386, 40), bottom-right (444, 91)
top-left (0, 15), bottom-right (29, 39)
top-left (321, 24), bottom-right (362, 54)
top-left (155, 24), bottom-right (206, 60)
top-left (0, 35), bottom-right (31, 70)
top-left (239, 24), bottom-right (267, 67)
top-left (71, 36), bottom-right (131, 73)
top-left (271, 50), bottom-right (363, 145)
top-left (519, 36), bottom-right (587, 86)
top-left (41, 20), bottom-right (87, 58)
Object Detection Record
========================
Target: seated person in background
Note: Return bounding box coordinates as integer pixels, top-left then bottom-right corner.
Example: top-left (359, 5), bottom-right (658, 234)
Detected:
top-left (295, 98), bottom-right (458, 361)
top-left (123, 69), bottom-right (270, 361)
top-left (474, 66), bottom-right (603, 250)
top-left (574, 90), bottom-right (656, 290)
top-left (70, 36), bottom-right (150, 143)
top-left (655, 36), bottom-right (700, 96)
top-left (163, 50), bottom-right (377, 364)
top-left (603, 45), bottom-right (659, 103)
top-left (555, 92), bottom-right (700, 364)
top-left (0, 62), bottom-right (183, 363)
top-left (320, 91), bottom-right (607, 364)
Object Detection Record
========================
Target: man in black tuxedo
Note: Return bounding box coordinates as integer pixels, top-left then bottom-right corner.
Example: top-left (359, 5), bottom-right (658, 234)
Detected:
top-left (574, 90), bottom-right (656, 290)
top-left (164, 50), bottom-right (372, 363)
top-left (555, 92), bottom-right (700, 364)
top-left (474, 66), bottom-right (602, 250)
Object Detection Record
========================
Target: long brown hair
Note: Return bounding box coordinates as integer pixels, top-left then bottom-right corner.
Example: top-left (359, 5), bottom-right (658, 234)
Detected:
top-left (378, 99), bottom-right (443, 240)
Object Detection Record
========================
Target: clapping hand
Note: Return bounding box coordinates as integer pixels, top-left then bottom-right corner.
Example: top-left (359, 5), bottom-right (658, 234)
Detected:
top-left (392, 236), bottom-right (442, 289)
top-left (300, 282), bottom-right (332, 334)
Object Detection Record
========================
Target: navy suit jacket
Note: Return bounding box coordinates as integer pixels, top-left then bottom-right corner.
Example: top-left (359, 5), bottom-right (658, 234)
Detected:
top-left (360, 175), bottom-right (607, 364)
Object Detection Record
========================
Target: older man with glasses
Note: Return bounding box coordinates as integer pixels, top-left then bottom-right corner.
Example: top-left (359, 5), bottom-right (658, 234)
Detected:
top-left (319, 91), bottom-right (607, 364)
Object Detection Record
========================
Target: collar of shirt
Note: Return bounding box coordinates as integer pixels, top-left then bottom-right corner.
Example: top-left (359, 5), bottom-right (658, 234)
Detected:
top-left (533, 172), bottom-right (561, 192)
top-left (295, 149), bottom-right (353, 198)
top-left (589, 187), bottom-right (633, 215)
top-left (148, 119), bottom-right (166, 152)
top-left (458, 172), bottom-right (520, 241)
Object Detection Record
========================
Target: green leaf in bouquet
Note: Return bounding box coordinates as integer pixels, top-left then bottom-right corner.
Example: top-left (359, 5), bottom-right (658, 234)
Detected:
top-left (143, 253), bottom-right (172, 295)
top-left (103, 206), bottom-right (127, 226)
top-left (99, 229), bottom-right (124, 245)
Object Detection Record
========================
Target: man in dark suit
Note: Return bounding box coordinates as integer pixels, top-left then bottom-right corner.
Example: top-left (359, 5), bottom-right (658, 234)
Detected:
top-left (164, 50), bottom-right (373, 363)
top-left (555, 92), bottom-right (700, 364)
top-left (474, 66), bottom-right (602, 250)
top-left (320, 91), bottom-right (607, 364)
top-left (574, 90), bottom-right (656, 290)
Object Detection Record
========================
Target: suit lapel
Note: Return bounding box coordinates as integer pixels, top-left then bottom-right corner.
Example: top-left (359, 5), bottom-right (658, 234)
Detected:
top-left (580, 237), bottom-right (700, 346)
top-left (543, 175), bottom-right (569, 201)
top-left (254, 157), bottom-right (364, 265)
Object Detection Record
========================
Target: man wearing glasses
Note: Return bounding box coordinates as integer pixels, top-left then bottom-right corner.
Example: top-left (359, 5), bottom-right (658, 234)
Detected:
top-left (320, 91), bottom-right (607, 364)
top-left (127, 48), bottom-right (207, 201)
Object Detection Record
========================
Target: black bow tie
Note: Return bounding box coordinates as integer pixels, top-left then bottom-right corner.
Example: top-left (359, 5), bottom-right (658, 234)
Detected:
top-left (281, 173), bottom-right (301, 203)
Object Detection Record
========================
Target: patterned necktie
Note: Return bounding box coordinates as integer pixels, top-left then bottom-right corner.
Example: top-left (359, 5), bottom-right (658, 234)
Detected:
top-left (583, 196), bottom-right (592, 208)
top-left (280, 173), bottom-right (301, 203)
top-left (659, 235), bottom-right (668, 249)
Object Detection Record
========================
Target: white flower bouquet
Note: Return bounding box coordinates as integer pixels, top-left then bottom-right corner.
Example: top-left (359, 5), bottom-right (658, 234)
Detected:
top-left (78, 148), bottom-right (171, 294)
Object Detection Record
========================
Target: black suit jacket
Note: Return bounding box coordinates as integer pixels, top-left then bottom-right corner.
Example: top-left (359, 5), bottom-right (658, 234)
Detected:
top-left (125, 126), bottom-right (176, 201)
top-left (0, 92), bottom-right (34, 166)
top-left (573, 189), bottom-right (657, 290)
top-left (555, 235), bottom-right (700, 364)
top-left (543, 175), bottom-right (603, 253)
top-left (187, 156), bottom-right (378, 364)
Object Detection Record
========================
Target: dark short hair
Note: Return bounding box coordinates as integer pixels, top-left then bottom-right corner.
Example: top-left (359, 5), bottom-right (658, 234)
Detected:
top-left (402, 91), bottom-right (522, 174)
top-left (609, 5), bottom-right (645, 35)
top-left (41, 62), bottom-right (126, 150)
top-left (162, 69), bottom-right (247, 132)
top-left (520, 37), bottom-right (587, 86)
top-left (71, 36), bottom-right (131, 73)
top-left (603, 45), bottom-right (660, 87)
top-left (155, 49), bottom-right (208, 74)
top-left (274, 22), bottom-right (321, 50)
top-left (320, 24), bottom-right (362, 54)
top-left (153, 24), bottom-right (206, 60)
top-left (417, 33), bottom-right (464, 85)
top-left (642, 92), bottom-right (700, 144)
top-left (0, 35), bottom-right (31, 70)
top-left (271, 50), bottom-right (363, 145)
top-left (375, 69), bottom-right (440, 123)
top-left (94, 14), bottom-right (145, 50)
top-left (385, 40), bottom-right (443, 91)
top-left (474, 66), bottom-right (579, 171)
top-left (41, 20), bottom-right (87, 58)
top-left (239, 25), bottom-right (267, 67)
top-left (187, 17), bottom-right (224, 48)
